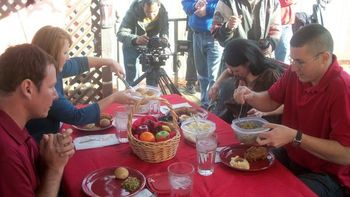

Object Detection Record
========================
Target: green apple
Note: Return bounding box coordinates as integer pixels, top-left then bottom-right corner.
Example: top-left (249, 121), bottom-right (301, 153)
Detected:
top-left (155, 130), bottom-right (170, 142)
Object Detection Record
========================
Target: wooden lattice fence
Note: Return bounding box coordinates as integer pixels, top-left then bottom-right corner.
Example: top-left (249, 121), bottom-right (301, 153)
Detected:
top-left (0, 0), bottom-right (110, 105)
top-left (0, 0), bottom-right (35, 20)
top-left (63, 0), bottom-right (105, 105)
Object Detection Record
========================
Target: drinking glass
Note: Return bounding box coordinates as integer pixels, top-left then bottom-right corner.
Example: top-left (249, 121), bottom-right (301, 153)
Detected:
top-left (148, 99), bottom-right (160, 114)
top-left (196, 133), bottom-right (217, 176)
top-left (168, 162), bottom-right (194, 197)
top-left (114, 105), bottom-right (130, 143)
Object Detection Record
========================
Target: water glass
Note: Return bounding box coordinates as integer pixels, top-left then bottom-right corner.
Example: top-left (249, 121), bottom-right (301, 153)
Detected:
top-left (148, 99), bottom-right (160, 114)
top-left (168, 162), bottom-right (194, 197)
top-left (196, 133), bottom-right (217, 176)
top-left (114, 105), bottom-right (130, 143)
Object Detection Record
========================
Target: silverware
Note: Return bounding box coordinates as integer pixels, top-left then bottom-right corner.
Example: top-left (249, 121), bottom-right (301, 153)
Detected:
top-left (78, 135), bottom-right (112, 144)
top-left (207, 99), bottom-right (217, 112)
top-left (237, 104), bottom-right (243, 121)
top-left (190, 113), bottom-right (200, 129)
top-left (118, 76), bottom-right (135, 91)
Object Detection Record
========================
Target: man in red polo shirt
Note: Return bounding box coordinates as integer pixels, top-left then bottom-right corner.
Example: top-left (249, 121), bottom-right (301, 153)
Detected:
top-left (0, 44), bottom-right (75, 196)
top-left (233, 24), bottom-right (350, 196)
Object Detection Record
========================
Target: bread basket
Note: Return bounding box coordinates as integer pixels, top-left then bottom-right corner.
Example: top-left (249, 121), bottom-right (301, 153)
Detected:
top-left (127, 98), bottom-right (180, 163)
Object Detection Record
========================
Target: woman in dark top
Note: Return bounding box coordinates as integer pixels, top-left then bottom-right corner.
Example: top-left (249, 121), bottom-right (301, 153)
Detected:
top-left (209, 39), bottom-right (287, 123)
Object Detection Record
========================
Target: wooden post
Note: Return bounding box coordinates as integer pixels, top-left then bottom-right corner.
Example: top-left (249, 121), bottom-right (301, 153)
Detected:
top-left (101, 27), bottom-right (116, 97)
top-left (100, 0), bottom-right (117, 97)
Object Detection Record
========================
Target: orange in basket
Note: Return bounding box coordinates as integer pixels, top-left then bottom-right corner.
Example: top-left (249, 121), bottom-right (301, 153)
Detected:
top-left (139, 131), bottom-right (156, 142)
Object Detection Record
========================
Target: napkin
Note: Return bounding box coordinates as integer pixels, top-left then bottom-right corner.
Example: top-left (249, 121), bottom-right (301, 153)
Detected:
top-left (74, 134), bottom-right (120, 150)
top-left (160, 102), bottom-right (192, 114)
top-left (215, 146), bottom-right (226, 163)
top-left (134, 188), bottom-right (154, 197)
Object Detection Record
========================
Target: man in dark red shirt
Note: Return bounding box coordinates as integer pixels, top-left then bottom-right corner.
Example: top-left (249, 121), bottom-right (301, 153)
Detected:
top-left (0, 44), bottom-right (75, 196)
top-left (233, 24), bottom-right (350, 196)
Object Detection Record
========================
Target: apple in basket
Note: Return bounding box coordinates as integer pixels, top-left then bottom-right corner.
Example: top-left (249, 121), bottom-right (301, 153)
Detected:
top-left (155, 130), bottom-right (169, 142)
top-left (132, 115), bottom-right (176, 142)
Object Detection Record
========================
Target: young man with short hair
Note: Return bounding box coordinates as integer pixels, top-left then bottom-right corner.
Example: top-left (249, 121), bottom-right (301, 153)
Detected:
top-left (234, 24), bottom-right (350, 196)
top-left (0, 44), bottom-right (75, 196)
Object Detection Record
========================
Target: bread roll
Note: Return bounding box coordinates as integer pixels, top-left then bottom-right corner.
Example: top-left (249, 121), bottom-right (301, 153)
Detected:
top-left (136, 87), bottom-right (147, 94)
top-left (99, 118), bottom-right (111, 127)
top-left (100, 113), bottom-right (112, 120)
top-left (114, 167), bottom-right (129, 179)
top-left (145, 90), bottom-right (155, 97)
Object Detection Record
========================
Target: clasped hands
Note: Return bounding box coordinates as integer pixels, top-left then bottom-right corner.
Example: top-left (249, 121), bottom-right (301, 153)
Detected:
top-left (40, 128), bottom-right (75, 170)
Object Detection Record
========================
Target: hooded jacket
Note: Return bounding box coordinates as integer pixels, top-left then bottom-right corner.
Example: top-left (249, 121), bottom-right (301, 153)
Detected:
top-left (211, 0), bottom-right (281, 48)
top-left (117, 0), bottom-right (169, 48)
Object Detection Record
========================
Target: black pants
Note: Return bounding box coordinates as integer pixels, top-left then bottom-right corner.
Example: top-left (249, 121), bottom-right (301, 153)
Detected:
top-left (272, 148), bottom-right (347, 197)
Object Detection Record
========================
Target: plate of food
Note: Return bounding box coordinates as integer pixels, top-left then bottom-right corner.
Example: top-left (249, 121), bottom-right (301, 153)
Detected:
top-left (129, 85), bottom-right (162, 114)
top-left (72, 113), bottom-right (113, 131)
top-left (219, 145), bottom-right (274, 171)
top-left (159, 106), bottom-right (208, 123)
top-left (82, 166), bottom-right (146, 197)
top-left (174, 107), bottom-right (208, 122)
top-left (131, 85), bottom-right (161, 100)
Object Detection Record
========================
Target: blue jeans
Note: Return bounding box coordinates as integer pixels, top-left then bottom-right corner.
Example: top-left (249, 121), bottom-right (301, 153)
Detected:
top-left (275, 24), bottom-right (293, 64)
top-left (122, 46), bottom-right (141, 85)
top-left (192, 31), bottom-right (222, 108)
top-left (186, 28), bottom-right (197, 84)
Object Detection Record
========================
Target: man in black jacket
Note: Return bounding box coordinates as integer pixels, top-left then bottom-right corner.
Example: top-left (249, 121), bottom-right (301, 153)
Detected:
top-left (117, 0), bottom-right (169, 85)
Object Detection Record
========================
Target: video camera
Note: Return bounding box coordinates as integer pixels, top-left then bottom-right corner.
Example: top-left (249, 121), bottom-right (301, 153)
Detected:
top-left (138, 36), bottom-right (169, 68)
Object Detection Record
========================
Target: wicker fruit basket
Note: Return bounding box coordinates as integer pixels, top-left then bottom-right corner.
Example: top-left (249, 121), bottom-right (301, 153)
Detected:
top-left (127, 98), bottom-right (181, 163)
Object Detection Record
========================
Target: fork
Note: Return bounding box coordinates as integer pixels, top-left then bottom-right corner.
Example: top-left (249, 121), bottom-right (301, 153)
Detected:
top-left (118, 76), bottom-right (135, 92)
top-left (190, 113), bottom-right (200, 129)
top-left (237, 104), bottom-right (243, 122)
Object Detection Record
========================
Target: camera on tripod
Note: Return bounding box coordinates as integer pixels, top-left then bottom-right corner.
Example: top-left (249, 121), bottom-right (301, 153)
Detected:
top-left (138, 36), bottom-right (170, 69)
top-left (132, 36), bottom-right (180, 95)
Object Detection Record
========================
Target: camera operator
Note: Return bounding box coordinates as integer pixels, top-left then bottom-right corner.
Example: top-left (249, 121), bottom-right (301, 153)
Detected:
top-left (117, 0), bottom-right (169, 85)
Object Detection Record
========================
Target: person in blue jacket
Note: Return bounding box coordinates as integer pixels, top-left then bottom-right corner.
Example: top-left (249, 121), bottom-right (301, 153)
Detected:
top-left (182, 0), bottom-right (223, 109)
top-left (26, 26), bottom-right (136, 142)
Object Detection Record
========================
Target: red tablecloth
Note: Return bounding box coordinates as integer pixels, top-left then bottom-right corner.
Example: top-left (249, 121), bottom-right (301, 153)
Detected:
top-left (62, 94), bottom-right (316, 197)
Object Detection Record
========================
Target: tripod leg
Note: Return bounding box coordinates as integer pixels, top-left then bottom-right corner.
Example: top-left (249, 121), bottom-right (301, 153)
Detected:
top-left (130, 66), bottom-right (181, 95)
top-left (130, 66), bottom-right (156, 87)
top-left (159, 68), bottom-right (181, 95)
top-left (130, 72), bottom-right (148, 87)
top-left (158, 79), bottom-right (167, 95)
